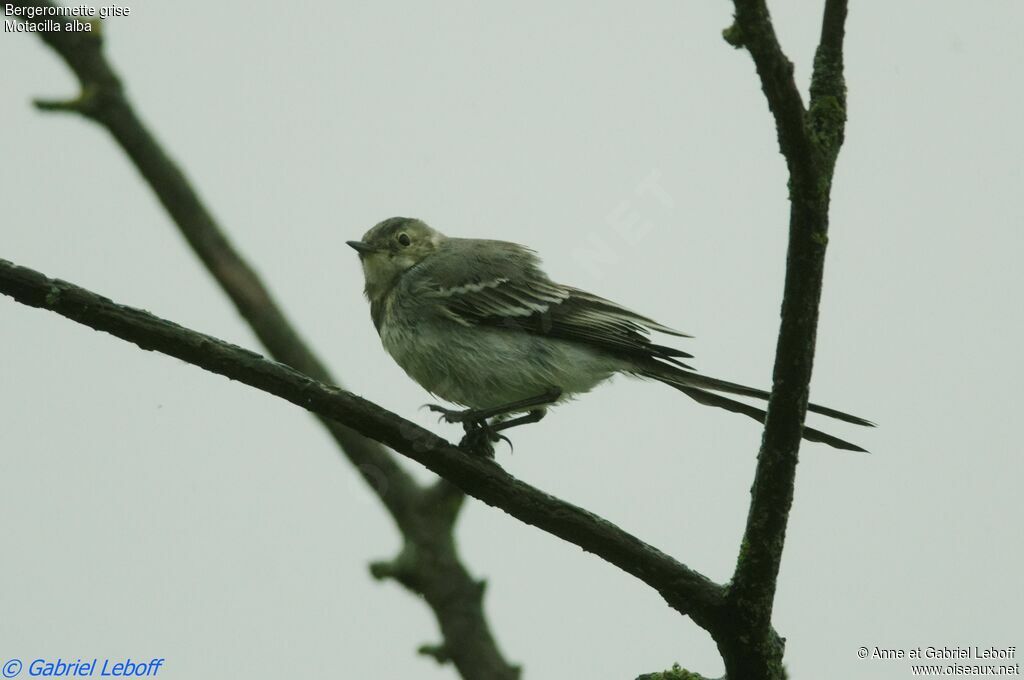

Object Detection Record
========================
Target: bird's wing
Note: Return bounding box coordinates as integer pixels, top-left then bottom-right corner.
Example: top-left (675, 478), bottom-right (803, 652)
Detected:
top-left (419, 239), bottom-right (693, 366)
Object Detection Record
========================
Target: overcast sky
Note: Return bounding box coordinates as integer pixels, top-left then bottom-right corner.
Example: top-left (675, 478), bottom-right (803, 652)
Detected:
top-left (2, 2), bottom-right (1022, 679)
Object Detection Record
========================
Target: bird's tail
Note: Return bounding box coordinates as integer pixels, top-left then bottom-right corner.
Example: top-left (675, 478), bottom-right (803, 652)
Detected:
top-left (638, 362), bottom-right (874, 452)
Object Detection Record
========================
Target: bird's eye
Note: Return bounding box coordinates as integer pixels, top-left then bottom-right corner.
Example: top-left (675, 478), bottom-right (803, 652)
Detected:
top-left (397, 233), bottom-right (412, 247)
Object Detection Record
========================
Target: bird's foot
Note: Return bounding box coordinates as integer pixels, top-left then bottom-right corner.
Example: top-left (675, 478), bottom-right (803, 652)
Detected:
top-left (423, 389), bottom-right (562, 426)
top-left (425, 403), bottom-right (485, 426)
top-left (458, 423), bottom-right (512, 458)
top-left (423, 404), bottom-right (514, 457)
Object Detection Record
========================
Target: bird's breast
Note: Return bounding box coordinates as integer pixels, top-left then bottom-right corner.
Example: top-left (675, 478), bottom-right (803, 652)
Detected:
top-left (377, 309), bottom-right (619, 409)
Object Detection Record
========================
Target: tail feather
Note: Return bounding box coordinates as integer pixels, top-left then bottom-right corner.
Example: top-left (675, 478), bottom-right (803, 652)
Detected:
top-left (640, 362), bottom-right (873, 452)
top-left (675, 385), bottom-right (867, 452)
top-left (672, 371), bottom-right (875, 427)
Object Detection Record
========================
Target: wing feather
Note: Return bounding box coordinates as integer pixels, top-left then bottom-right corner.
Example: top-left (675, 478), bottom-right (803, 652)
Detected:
top-left (426, 270), bottom-right (693, 366)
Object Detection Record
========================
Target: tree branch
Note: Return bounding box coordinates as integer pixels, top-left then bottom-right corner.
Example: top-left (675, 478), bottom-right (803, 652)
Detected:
top-left (721, 2), bottom-right (850, 679)
top-left (636, 663), bottom-right (719, 680)
top-left (6, 2), bottom-right (858, 676)
top-left (4, 2), bottom-right (515, 677)
top-left (0, 257), bottom-right (728, 634)
top-left (809, 0), bottom-right (849, 165)
top-left (723, 1), bottom-right (816, 188)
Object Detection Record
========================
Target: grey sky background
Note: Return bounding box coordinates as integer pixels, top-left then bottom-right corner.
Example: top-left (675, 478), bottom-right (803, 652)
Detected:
top-left (2, 2), bottom-right (1021, 679)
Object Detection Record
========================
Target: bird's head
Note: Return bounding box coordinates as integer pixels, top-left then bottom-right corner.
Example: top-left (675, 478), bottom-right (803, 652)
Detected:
top-left (347, 217), bottom-right (444, 301)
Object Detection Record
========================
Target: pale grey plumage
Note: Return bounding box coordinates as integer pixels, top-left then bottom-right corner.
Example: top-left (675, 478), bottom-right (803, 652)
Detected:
top-left (348, 217), bottom-right (873, 451)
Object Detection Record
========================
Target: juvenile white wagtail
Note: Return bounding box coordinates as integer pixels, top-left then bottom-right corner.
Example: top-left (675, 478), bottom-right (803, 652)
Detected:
top-left (348, 217), bottom-right (872, 455)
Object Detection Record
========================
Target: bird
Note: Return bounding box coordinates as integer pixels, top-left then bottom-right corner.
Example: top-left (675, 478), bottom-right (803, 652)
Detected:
top-left (347, 216), bottom-right (872, 455)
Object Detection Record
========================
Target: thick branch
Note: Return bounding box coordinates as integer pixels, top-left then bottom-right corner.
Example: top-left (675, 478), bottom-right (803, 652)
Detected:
top-left (722, 2), bottom-right (850, 678)
top-left (4, 2), bottom-right (515, 677)
top-left (0, 258), bottom-right (728, 633)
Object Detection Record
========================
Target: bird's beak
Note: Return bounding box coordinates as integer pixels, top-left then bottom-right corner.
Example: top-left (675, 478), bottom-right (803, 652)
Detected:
top-left (346, 240), bottom-right (376, 255)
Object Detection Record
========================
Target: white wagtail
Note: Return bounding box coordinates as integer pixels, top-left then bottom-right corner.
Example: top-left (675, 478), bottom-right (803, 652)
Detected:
top-left (348, 217), bottom-right (872, 455)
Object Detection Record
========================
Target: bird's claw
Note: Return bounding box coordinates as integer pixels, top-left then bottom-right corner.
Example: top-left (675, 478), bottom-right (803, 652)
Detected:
top-left (458, 424), bottom-right (511, 458)
top-left (424, 403), bottom-right (514, 456)
top-left (424, 403), bottom-right (480, 425)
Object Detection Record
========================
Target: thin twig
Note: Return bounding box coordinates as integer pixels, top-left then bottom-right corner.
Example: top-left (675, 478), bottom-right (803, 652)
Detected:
top-left (724, 0), bottom-right (817, 186)
top-left (809, 0), bottom-right (850, 164)
top-left (720, 2), bottom-right (851, 678)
